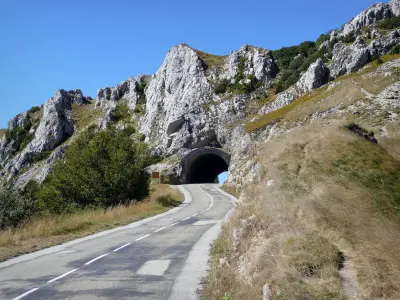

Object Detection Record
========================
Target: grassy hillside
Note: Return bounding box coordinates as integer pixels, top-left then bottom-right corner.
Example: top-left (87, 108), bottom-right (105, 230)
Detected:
top-left (203, 58), bottom-right (400, 299)
top-left (203, 125), bottom-right (400, 299)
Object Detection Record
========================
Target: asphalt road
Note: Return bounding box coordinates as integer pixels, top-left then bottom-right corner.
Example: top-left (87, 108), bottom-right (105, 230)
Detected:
top-left (0, 184), bottom-right (235, 300)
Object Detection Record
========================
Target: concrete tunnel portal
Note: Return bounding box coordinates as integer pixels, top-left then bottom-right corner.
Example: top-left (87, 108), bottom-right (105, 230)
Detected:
top-left (181, 148), bottom-right (230, 184)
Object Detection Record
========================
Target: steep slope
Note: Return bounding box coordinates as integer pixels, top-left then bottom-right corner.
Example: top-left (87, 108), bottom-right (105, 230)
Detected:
top-left (203, 55), bottom-right (400, 300)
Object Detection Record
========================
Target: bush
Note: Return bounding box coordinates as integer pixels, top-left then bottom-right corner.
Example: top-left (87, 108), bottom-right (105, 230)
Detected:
top-left (28, 106), bottom-right (41, 114)
top-left (135, 81), bottom-right (148, 104)
top-left (0, 189), bottom-right (38, 229)
top-left (5, 127), bottom-right (34, 152)
top-left (379, 15), bottom-right (400, 30)
top-left (36, 127), bottom-right (152, 213)
top-left (31, 151), bottom-right (52, 163)
top-left (316, 33), bottom-right (331, 49)
top-left (214, 79), bottom-right (229, 94)
top-left (113, 103), bottom-right (131, 122)
top-left (390, 45), bottom-right (400, 55)
top-left (272, 41), bottom-right (324, 93)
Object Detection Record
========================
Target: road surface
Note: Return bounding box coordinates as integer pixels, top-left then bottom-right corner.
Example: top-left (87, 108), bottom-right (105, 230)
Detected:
top-left (0, 184), bottom-right (235, 300)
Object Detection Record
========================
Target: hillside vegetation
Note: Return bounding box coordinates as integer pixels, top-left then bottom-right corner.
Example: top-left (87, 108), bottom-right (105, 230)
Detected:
top-left (203, 57), bottom-right (400, 299)
top-left (0, 124), bottom-right (185, 261)
top-left (204, 123), bottom-right (400, 299)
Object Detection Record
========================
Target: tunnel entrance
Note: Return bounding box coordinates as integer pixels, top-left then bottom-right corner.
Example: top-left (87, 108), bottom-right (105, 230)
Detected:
top-left (181, 148), bottom-right (230, 184)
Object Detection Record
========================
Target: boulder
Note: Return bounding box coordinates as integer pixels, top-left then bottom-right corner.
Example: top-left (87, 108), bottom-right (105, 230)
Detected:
top-left (296, 58), bottom-right (330, 92)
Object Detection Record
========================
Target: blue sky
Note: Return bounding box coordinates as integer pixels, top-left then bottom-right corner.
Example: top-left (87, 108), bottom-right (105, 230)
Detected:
top-left (0, 0), bottom-right (379, 128)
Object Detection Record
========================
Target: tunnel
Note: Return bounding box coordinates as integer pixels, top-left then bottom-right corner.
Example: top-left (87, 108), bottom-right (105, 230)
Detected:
top-left (181, 148), bottom-right (230, 184)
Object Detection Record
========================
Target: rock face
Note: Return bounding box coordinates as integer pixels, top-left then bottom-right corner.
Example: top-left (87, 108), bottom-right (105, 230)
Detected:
top-left (391, 0), bottom-right (400, 16)
top-left (140, 44), bottom-right (213, 153)
top-left (340, 3), bottom-right (392, 37)
top-left (96, 75), bottom-right (147, 111)
top-left (368, 29), bottom-right (400, 57)
top-left (139, 44), bottom-right (273, 155)
top-left (224, 44), bottom-right (277, 82)
top-left (329, 37), bottom-right (370, 78)
top-left (260, 58), bottom-right (330, 114)
top-left (296, 58), bottom-right (330, 92)
top-left (0, 90), bottom-right (90, 182)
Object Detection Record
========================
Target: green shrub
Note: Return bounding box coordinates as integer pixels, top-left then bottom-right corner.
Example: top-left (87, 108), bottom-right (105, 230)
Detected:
top-left (135, 80), bottom-right (148, 104)
top-left (36, 127), bottom-right (152, 213)
top-left (0, 189), bottom-right (38, 228)
top-left (390, 45), bottom-right (400, 55)
top-left (31, 151), bottom-right (52, 163)
top-left (272, 41), bottom-right (325, 93)
top-left (316, 33), bottom-right (331, 49)
top-left (214, 79), bottom-right (229, 94)
top-left (379, 15), bottom-right (400, 30)
top-left (5, 127), bottom-right (34, 152)
top-left (113, 103), bottom-right (131, 122)
top-left (28, 106), bottom-right (41, 114)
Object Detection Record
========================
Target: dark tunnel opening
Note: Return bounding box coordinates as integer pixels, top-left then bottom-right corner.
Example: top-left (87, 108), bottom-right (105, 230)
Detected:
top-left (185, 153), bottom-right (229, 184)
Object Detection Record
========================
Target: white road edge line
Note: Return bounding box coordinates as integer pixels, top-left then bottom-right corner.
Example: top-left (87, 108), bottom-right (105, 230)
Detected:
top-left (154, 227), bottom-right (166, 233)
top-left (84, 254), bottom-right (108, 265)
top-left (182, 217), bottom-right (191, 221)
top-left (113, 243), bottom-right (131, 252)
top-left (48, 268), bottom-right (78, 283)
top-left (197, 184), bottom-right (214, 212)
top-left (135, 234), bottom-right (150, 241)
top-left (13, 288), bottom-right (39, 300)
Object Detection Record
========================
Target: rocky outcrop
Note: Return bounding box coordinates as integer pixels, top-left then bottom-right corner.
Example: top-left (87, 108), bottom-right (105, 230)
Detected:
top-left (340, 3), bottom-right (392, 37)
top-left (391, 0), bottom-right (400, 16)
top-left (260, 59), bottom-right (330, 114)
top-left (329, 37), bottom-right (370, 78)
top-left (296, 59), bottom-right (330, 92)
top-left (0, 89), bottom-right (90, 182)
top-left (140, 44), bottom-right (213, 153)
top-left (8, 112), bottom-right (30, 131)
top-left (368, 29), bottom-right (400, 57)
top-left (224, 44), bottom-right (277, 83)
top-left (96, 75), bottom-right (148, 110)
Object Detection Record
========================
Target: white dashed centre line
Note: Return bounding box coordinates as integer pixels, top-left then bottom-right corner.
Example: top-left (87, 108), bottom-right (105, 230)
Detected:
top-left (84, 254), bottom-right (108, 266)
top-left (192, 213), bottom-right (199, 217)
top-left (135, 234), bottom-right (150, 241)
top-left (182, 217), bottom-right (191, 221)
top-left (113, 243), bottom-right (131, 252)
top-left (13, 288), bottom-right (39, 300)
top-left (169, 222), bottom-right (180, 227)
top-left (48, 268), bottom-right (78, 283)
top-left (154, 227), bottom-right (166, 233)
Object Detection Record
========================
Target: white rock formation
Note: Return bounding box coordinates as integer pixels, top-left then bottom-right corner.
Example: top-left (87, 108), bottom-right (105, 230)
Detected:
top-left (391, 0), bottom-right (400, 16)
top-left (340, 3), bottom-right (392, 37)
top-left (0, 90), bottom-right (90, 181)
top-left (329, 37), bottom-right (370, 78)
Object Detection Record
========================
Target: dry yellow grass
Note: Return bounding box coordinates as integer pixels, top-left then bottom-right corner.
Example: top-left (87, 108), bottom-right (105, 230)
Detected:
top-left (72, 102), bottom-right (103, 131)
top-left (0, 184), bottom-right (183, 262)
top-left (245, 55), bottom-right (400, 133)
top-left (203, 124), bottom-right (400, 300)
top-left (0, 129), bottom-right (5, 139)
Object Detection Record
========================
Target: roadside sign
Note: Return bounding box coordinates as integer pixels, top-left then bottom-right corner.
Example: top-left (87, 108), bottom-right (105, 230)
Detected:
top-left (152, 171), bottom-right (161, 184)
